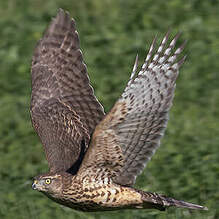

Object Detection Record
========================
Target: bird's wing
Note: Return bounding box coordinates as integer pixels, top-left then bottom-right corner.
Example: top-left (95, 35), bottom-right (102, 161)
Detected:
top-left (31, 9), bottom-right (104, 173)
top-left (78, 32), bottom-right (186, 185)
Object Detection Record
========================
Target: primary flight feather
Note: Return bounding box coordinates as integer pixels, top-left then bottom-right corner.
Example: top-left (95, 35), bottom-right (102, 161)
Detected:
top-left (31, 9), bottom-right (207, 212)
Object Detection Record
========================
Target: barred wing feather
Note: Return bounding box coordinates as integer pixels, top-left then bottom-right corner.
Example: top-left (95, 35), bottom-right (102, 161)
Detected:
top-left (31, 9), bottom-right (105, 173)
top-left (79, 32), bottom-right (186, 186)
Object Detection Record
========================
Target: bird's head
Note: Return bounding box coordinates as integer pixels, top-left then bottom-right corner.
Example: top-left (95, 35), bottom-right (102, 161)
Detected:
top-left (32, 173), bottom-right (63, 196)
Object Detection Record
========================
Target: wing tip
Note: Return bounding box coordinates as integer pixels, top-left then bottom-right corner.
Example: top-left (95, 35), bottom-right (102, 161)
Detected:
top-left (46, 8), bottom-right (76, 36)
top-left (132, 54), bottom-right (139, 75)
top-left (57, 8), bottom-right (69, 18)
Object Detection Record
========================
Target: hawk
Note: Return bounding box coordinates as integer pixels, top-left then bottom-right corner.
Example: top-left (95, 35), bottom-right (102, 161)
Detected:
top-left (31, 9), bottom-right (207, 212)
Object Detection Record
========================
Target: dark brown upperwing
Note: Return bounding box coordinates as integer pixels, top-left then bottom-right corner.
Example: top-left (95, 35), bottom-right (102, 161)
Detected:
top-left (31, 9), bottom-right (104, 173)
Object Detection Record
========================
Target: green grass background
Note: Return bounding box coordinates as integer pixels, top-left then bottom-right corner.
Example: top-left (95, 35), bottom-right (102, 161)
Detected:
top-left (0, 0), bottom-right (218, 218)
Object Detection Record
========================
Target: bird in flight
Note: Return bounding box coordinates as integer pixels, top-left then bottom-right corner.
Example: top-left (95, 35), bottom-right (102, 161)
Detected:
top-left (31, 9), bottom-right (207, 212)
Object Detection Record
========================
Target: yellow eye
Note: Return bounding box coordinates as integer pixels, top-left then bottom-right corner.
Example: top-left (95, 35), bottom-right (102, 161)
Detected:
top-left (45, 178), bottom-right (51, 184)
top-left (34, 180), bottom-right (38, 184)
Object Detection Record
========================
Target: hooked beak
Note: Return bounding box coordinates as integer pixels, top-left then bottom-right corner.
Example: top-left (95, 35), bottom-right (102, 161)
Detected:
top-left (32, 180), bottom-right (43, 190)
top-left (32, 180), bottom-right (38, 190)
top-left (32, 182), bottom-right (37, 190)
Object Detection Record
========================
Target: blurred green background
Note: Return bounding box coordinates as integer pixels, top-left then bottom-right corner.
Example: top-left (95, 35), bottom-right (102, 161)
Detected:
top-left (0, 0), bottom-right (218, 218)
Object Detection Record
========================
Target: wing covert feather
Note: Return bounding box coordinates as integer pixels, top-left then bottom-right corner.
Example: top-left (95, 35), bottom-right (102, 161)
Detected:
top-left (31, 9), bottom-right (105, 173)
top-left (79, 32), bottom-right (186, 185)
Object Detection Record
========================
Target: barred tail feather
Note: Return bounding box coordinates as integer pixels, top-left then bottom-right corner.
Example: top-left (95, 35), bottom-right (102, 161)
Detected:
top-left (161, 196), bottom-right (208, 210)
top-left (141, 191), bottom-right (208, 211)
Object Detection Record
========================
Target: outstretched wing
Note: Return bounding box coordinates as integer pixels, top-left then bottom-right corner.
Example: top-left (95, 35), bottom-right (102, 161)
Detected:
top-left (78, 32), bottom-right (186, 185)
top-left (31, 9), bottom-right (105, 173)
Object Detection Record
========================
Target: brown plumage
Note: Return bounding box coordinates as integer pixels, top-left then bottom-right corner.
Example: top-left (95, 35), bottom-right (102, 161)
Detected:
top-left (31, 9), bottom-right (207, 212)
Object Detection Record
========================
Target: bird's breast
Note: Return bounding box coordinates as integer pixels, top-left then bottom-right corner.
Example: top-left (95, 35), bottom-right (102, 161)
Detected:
top-left (61, 176), bottom-right (143, 211)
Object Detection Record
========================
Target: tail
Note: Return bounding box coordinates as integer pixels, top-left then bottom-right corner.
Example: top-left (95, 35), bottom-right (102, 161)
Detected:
top-left (140, 191), bottom-right (208, 211)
